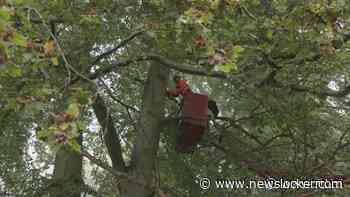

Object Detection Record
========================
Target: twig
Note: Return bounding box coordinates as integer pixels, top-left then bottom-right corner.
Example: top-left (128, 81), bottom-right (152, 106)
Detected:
top-left (215, 116), bottom-right (263, 145)
top-left (99, 79), bottom-right (140, 112)
top-left (240, 5), bottom-right (257, 20)
top-left (92, 30), bottom-right (145, 65)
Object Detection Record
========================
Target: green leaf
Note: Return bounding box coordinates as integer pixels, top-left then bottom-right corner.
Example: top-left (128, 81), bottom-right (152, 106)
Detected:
top-left (266, 29), bottom-right (273, 40)
top-left (25, 102), bottom-right (43, 115)
top-left (0, 41), bottom-right (8, 58)
top-left (80, 15), bottom-right (102, 25)
top-left (219, 63), bottom-right (236, 73)
top-left (74, 88), bottom-right (90, 104)
top-left (12, 32), bottom-right (27, 47)
top-left (309, 3), bottom-right (324, 14)
top-left (59, 123), bottom-right (70, 131)
top-left (66, 103), bottom-right (80, 118)
top-left (68, 139), bottom-right (81, 153)
top-left (7, 64), bottom-right (22, 77)
top-left (5, 98), bottom-right (18, 110)
top-left (146, 30), bottom-right (157, 38)
top-left (37, 129), bottom-right (50, 141)
top-left (337, 0), bottom-right (346, 7)
top-left (150, 0), bottom-right (162, 6)
top-left (76, 120), bottom-right (87, 131)
top-left (233, 45), bottom-right (244, 55)
top-left (70, 123), bottom-right (79, 137)
top-left (23, 53), bottom-right (33, 62)
top-left (0, 18), bottom-right (10, 33)
top-left (210, 0), bottom-right (221, 9)
top-left (8, 0), bottom-right (26, 5)
top-left (34, 87), bottom-right (53, 98)
top-left (0, 7), bottom-right (11, 21)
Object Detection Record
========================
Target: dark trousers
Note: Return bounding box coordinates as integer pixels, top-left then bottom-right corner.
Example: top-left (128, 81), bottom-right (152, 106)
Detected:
top-left (208, 99), bottom-right (219, 117)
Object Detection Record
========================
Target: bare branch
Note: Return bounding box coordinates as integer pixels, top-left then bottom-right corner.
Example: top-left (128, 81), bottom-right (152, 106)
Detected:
top-left (147, 54), bottom-right (228, 79)
top-left (99, 79), bottom-right (140, 112)
top-left (216, 116), bottom-right (263, 146)
top-left (89, 54), bottom-right (229, 82)
top-left (92, 30), bottom-right (145, 65)
top-left (88, 58), bottom-right (145, 80)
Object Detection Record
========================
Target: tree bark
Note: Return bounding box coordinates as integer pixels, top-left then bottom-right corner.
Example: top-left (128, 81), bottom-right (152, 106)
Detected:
top-left (121, 63), bottom-right (169, 197)
top-left (92, 95), bottom-right (126, 172)
top-left (50, 137), bottom-right (82, 197)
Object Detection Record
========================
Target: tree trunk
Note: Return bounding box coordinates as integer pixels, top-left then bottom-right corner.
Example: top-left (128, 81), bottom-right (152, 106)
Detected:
top-left (50, 137), bottom-right (82, 197)
top-left (120, 63), bottom-right (169, 197)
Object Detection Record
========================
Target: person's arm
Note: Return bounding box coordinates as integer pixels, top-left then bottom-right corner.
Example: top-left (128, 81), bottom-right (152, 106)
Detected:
top-left (167, 88), bottom-right (180, 97)
top-left (167, 80), bottom-right (187, 97)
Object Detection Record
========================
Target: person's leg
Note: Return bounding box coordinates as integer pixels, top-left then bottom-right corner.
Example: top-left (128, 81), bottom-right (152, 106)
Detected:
top-left (177, 98), bottom-right (184, 115)
top-left (208, 99), bottom-right (219, 117)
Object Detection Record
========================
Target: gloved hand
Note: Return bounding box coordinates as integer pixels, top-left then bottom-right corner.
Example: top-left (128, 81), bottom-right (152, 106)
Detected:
top-left (166, 89), bottom-right (171, 97)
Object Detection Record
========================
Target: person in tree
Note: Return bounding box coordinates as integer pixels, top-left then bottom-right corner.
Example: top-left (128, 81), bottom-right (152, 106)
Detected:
top-left (166, 75), bottom-right (192, 97)
top-left (167, 75), bottom-right (219, 117)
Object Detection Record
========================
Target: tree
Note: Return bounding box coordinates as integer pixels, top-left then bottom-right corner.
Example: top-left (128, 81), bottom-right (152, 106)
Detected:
top-left (1, 0), bottom-right (350, 196)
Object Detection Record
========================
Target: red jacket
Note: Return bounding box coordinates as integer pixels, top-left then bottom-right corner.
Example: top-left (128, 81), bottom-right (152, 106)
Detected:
top-left (167, 80), bottom-right (192, 97)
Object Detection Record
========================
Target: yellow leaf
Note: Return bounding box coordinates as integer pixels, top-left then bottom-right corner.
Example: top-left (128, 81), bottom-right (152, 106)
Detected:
top-left (51, 57), bottom-right (59, 65)
top-left (44, 40), bottom-right (55, 56)
top-left (58, 123), bottom-right (69, 131)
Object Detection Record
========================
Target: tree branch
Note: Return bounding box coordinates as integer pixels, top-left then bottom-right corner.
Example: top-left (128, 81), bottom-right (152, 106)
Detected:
top-left (147, 54), bottom-right (228, 79)
top-left (92, 95), bottom-right (126, 172)
top-left (90, 52), bottom-right (350, 100)
top-left (81, 151), bottom-right (168, 196)
top-left (343, 32), bottom-right (350, 43)
top-left (81, 150), bottom-right (142, 185)
top-left (82, 184), bottom-right (104, 197)
top-left (88, 58), bottom-right (145, 80)
top-left (88, 54), bottom-right (229, 82)
top-left (290, 84), bottom-right (350, 98)
top-left (99, 79), bottom-right (140, 112)
top-left (92, 30), bottom-right (145, 65)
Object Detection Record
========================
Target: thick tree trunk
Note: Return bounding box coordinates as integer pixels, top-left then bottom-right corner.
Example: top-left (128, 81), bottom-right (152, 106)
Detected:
top-left (50, 137), bottom-right (82, 197)
top-left (120, 63), bottom-right (169, 197)
top-left (91, 63), bottom-right (169, 197)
